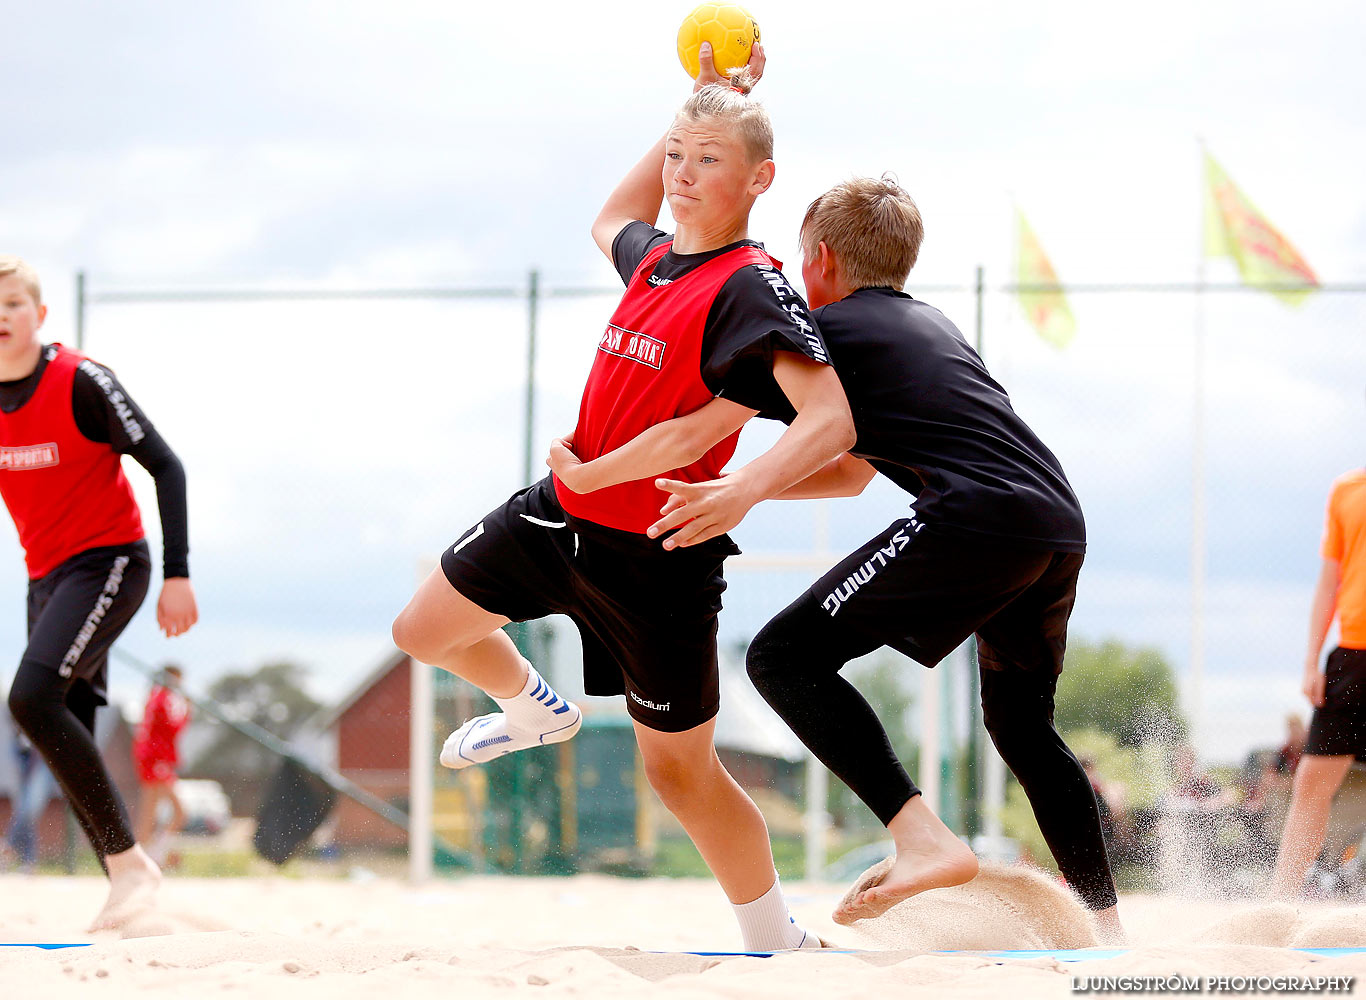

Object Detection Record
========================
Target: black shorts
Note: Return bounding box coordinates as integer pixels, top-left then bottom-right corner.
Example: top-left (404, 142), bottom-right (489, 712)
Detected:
top-left (26, 541), bottom-right (152, 706)
top-left (785, 516), bottom-right (1082, 674)
top-left (440, 477), bottom-right (739, 733)
top-left (1305, 647), bottom-right (1366, 756)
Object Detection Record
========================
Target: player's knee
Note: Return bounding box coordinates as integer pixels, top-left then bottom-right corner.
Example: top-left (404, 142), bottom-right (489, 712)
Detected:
top-left (640, 750), bottom-right (708, 809)
top-left (745, 629), bottom-right (781, 695)
top-left (391, 607), bottom-right (440, 663)
top-left (7, 665), bottom-right (57, 737)
top-left (1292, 760), bottom-right (1345, 801)
top-left (982, 702), bottom-right (1035, 761)
top-left (745, 616), bottom-right (801, 698)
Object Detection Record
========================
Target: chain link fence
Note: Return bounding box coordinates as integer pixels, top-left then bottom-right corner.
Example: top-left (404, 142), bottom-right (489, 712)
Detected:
top-left (18, 270), bottom-right (1358, 875)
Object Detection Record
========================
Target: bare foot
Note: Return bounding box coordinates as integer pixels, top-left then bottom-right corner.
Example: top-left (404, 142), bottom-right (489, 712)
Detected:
top-left (833, 796), bottom-right (978, 925)
top-left (834, 845), bottom-right (979, 924)
top-left (89, 845), bottom-right (161, 931)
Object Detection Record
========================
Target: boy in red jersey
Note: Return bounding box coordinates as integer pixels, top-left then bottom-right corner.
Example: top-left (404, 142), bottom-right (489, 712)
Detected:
top-left (133, 664), bottom-right (191, 861)
top-left (392, 47), bottom-right (854, 950)
top-left (0, 257), bottom-right (198, 930)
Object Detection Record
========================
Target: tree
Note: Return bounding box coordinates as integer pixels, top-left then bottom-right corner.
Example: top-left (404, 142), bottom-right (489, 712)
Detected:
top-left (1054, 637), bottom-right (1187, 747)
top-left (185, 661), bottom-right (322, 815)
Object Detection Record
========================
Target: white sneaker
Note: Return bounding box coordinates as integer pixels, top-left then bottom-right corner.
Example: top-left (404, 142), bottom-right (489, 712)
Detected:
top-left (439, 703), bottom-right (582, 770)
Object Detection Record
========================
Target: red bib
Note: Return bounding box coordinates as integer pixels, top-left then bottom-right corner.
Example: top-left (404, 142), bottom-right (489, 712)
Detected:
top-left (0, 345), bottom-right (144, 579)
top-left (555, 241), bottom-right (778, 534)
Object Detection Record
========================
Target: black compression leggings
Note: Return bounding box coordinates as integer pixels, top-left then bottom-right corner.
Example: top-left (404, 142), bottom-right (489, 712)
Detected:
top-left (747, 615), bottom-right (1118, 911)
top-left (7, 662), bottom-right (136, 863)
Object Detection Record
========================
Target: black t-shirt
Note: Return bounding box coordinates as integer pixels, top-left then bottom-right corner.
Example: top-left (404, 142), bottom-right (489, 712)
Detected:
top-left (0, 346), bottom-right (190, 577)
top-left (612, 221), bottom-right (828, 412)
top-left (775, 288), bottom-right (1086, 552)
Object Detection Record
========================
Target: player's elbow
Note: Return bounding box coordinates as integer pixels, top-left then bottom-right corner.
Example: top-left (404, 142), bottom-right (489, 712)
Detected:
top-left (830, 408), bottom-right (857, 454)
top-left (591, 217), bottom-right (616, 261)
top-left (842, 461), bottom-right (876, 497)
top-left (673, 424), bottom-right (720, 466)
top-left (815, 384), bottom-right (857, 454)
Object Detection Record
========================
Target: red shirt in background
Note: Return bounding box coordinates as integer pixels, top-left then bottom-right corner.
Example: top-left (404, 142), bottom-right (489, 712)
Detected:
top-left (133, 684), bottom-right (190, 784)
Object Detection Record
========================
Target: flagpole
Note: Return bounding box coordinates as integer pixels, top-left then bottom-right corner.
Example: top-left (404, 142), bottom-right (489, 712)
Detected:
top-left (1190, 138), bottom-right (1208, 755)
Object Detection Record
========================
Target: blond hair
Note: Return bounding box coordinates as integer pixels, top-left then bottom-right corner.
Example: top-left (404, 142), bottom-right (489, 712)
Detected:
top-left (0, 256), bottom-right (42, 306)
top-left (800, 175), bottom-right (924, 291)
top-left (675, 72), bottom-right (773, 164)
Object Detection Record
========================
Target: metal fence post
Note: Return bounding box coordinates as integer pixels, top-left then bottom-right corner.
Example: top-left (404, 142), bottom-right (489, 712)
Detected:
top-left (75, 270), bottom-right (86, 351)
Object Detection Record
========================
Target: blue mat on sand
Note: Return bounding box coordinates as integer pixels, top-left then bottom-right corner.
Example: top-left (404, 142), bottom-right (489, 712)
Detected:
top-left (13, 944), bottom-right (1366, 959)
top-left (667, 947), bottom-right (1366, 960)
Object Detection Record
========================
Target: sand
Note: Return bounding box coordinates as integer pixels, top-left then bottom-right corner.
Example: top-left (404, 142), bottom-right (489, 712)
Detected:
top-left (3, 865), bottom-right (1365, 998)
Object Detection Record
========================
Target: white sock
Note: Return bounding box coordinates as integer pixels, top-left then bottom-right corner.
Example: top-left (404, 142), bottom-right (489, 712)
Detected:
top-left (440, 662), bottom-right (581, 770)
top-left (731, 874), bottom-right (818, 951)
top-left (492, 662), bottom-right (572, 727)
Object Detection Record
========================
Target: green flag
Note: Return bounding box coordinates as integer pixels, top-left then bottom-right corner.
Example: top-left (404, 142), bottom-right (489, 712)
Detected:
top-left (1016, 209), bottom-right (1076, 348)
top-left (1204, 151), bottom-right (1318, 305)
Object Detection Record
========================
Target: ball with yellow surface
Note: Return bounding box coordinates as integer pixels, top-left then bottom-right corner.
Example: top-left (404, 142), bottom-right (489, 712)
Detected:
top-left (677, 4), bottom-right (761, 81)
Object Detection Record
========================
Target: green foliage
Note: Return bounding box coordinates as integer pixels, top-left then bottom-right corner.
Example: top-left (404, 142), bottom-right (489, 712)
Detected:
top-left (185, 661), bottom-right (322, 815)
top-left (652, 834), bottom-right (807, 880)
top-left (997, 727), bottom-right (1169, 871)
top-left (1055, 637), bottom-right (1187, 747)
top-left (1065, 729), bottom-right (1169, 811)
top-left (999, 778), bottom-right (1050, 870)
top-left (998, 635), bottom-right (1189, 889)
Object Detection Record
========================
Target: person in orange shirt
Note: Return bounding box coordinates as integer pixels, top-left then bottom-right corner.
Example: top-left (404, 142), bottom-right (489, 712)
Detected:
top-left (1271, 469), bottom-right (1366, 896)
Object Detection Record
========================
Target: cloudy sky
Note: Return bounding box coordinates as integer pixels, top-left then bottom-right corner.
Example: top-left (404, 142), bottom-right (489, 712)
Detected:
top-left (2, 0), bottom-right (1364, 764)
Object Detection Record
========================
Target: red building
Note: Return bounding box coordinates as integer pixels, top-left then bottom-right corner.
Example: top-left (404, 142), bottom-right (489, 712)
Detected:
top-left (315, 649), bottom-right (412, 849)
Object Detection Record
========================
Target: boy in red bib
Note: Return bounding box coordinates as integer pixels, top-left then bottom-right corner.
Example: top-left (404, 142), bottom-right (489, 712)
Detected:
top-left (392, 48), bottom-right (854, 950)
top-left (133, 665), bottom-right (191, 861)
top-left (0, 256), bottom-right (198, 929)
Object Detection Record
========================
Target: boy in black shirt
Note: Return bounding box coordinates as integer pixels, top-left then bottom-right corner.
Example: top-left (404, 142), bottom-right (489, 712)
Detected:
top-left (553, 177), bottom-right (1122, 941)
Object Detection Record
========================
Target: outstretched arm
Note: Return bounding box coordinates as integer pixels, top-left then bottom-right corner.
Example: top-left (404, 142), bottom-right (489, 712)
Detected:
top-left (649, 352), bottom-right (855, 548)
top-left (1302, 557), bottom-right (1339, 707)
top-left (549, 397), bottom-right (757, 494)
top-left (773, 453), bottom-right (877, 500)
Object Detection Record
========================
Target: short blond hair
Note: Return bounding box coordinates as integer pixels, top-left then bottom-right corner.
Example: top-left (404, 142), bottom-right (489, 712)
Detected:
top-left (674, 72), bottom-right (774, 165)
top-left (800, 176), bottom-right (924, 291)
top-left (0, 256), bottom-right (42, 306)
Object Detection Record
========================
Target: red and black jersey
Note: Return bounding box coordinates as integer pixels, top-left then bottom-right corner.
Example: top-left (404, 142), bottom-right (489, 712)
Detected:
top-left (554, 224), bottom-right (829, 533)
top-left (0, 345), bottom-right (145, 579)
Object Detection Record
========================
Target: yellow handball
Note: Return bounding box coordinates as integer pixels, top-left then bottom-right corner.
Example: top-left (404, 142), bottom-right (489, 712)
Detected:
top-left (677, 4), bottom-right (761, 82)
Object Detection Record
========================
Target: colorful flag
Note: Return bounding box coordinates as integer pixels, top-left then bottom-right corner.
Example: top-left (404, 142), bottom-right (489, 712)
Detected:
top-left (1203, 151), bottom-right (1318, 305)
top-left (1016, 209), bottom-right (1076, 348)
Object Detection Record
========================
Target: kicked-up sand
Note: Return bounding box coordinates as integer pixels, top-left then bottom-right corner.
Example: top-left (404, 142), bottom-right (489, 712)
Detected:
top-left (2, 862), bottom-right (1365, 998)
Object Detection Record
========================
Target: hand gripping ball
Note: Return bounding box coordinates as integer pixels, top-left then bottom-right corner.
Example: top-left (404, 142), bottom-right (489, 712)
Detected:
top-left (677, 4), bottom-right (761, 81)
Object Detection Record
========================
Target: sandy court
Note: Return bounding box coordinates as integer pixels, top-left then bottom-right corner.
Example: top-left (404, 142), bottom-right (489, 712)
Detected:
top-left (3, 866), bottom-right (1366, 998)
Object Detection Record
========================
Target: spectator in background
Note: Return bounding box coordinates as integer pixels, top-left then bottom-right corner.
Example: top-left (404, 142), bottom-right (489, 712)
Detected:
top-left (1275, 714), bottom-right (1308, 778)
top-left (1169, 743), bottom-right (1229, 804)
top-left (132, 666), bottom-right (191, 865)
top-left (2, 729), bottom-right (53, 871)
top-left (1272, 468), bottom-right (1366, 898)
